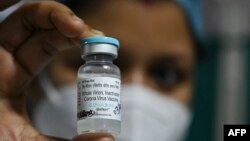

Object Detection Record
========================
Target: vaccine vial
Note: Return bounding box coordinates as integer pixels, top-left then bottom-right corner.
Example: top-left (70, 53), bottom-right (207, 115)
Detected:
top-left (77, 36), bottom-right (121, 135)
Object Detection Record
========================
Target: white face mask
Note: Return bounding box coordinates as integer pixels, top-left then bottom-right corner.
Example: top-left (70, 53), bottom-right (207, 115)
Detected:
top-left (118, 84), bottom-right (191, 141)
top-left (34, 75), bottom-right (191, 141)
top-left (33, 74), bottom-right (77, 139)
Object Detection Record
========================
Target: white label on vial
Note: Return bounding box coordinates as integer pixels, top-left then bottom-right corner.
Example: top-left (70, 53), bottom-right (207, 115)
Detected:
top-left (77, 77), bottom-right (121, 121)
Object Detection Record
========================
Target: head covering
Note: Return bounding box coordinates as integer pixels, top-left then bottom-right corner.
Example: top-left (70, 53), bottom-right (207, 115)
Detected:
top-left (175, 0), bottom-right (205, 58)
top-left (175, 0), bottom-right (204, 40)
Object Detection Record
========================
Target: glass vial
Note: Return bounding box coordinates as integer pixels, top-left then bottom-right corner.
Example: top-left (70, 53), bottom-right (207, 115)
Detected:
top-left (77, 36), bottom-right (121, 135)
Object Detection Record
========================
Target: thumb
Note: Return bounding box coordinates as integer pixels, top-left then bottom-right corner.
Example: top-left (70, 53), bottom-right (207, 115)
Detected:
top-left (72, 133), bottom-right (115, 141)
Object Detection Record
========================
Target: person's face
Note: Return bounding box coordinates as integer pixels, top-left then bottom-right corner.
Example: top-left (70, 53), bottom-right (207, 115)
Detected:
top-left (53, 1), bottom-right (195, 106)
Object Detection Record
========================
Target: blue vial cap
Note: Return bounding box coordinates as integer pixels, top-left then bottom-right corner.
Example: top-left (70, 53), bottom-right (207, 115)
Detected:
top-left (80, 36), bottom-right (120, 48)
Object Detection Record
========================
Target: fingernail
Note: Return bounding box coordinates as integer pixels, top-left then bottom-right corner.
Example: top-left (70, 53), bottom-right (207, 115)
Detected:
top-left (91, 29), bottom-right (105, 36)
top-left (72, 15), bottom-right (83, 22)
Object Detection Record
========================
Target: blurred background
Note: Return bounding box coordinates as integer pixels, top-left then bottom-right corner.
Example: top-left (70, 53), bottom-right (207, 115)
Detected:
top-left (192, 0), bottom-right (250, 141)
top-left (1, 0), bottom-right (250, 141)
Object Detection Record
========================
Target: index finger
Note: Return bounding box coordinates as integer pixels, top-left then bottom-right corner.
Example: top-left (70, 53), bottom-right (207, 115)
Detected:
top-left (0, 1), bottom-right (85, 52)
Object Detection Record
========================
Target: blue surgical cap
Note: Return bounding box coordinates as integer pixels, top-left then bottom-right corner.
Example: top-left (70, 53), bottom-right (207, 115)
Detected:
top-left (176, 0), bottom-right (204, 40)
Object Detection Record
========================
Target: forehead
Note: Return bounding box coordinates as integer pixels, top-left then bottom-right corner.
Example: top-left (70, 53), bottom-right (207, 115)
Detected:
top-left (82, 1), bottom-right (194, 64)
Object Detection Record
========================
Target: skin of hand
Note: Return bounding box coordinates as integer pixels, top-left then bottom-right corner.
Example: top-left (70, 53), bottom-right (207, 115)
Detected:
top-left (0, 1), bottom-right (112, 141)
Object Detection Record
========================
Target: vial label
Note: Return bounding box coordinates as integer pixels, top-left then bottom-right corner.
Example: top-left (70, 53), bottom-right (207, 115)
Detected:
top-left (77, 77), bottom-right (121, 121)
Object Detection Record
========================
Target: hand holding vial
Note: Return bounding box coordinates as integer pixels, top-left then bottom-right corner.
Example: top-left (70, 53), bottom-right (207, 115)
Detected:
top-left (0, 1), bottom-right (113, 141)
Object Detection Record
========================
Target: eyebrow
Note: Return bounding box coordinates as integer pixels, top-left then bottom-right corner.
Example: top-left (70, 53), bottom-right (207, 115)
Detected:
top-left (151, 54), bottom-right (194, 70)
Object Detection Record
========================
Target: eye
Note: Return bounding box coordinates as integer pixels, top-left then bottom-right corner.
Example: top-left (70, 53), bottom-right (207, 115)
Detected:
top-left (114, 49), bottom-right (133, 74)
top-left (148, 64), bottom-right (188, 90)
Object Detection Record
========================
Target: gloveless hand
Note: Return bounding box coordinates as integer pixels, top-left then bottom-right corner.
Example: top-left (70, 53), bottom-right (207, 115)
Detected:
top-left (0, 1), bottom-right (112, 141)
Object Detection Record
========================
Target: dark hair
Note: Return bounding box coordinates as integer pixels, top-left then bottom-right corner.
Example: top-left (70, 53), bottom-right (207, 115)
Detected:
top-left (170, 1), bottom-right (205, 61)
top-left (183, 13), bottom-right (205, 61)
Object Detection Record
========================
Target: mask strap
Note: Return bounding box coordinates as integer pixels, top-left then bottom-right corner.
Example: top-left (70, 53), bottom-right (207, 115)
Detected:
top-left (38, 72), bottom-right (61, 106)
